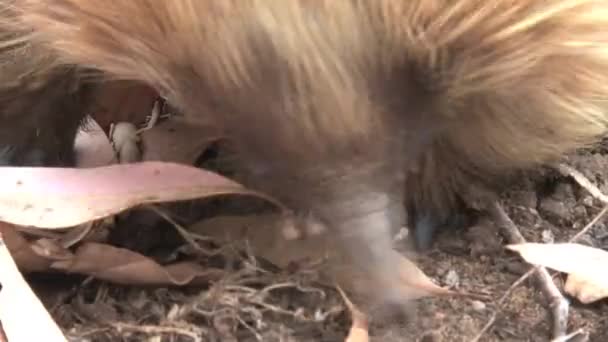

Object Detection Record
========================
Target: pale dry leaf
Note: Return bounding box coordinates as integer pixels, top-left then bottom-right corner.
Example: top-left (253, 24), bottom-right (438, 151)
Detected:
top-left (508, 243), bottom-right (608, 303)
top-left (337, 286), bottom-right (369, 342)
top-left (74, 116), bottom-right (117, 168)
top-left (141, 116), bottom-right (220, 164)
top-left (50, 242), bottom-right (226, 286)
top-left (0, 223), bottom-right (52, 273)
top-left (0, 161), bottom-right (281, 228)
top-left (0, 236), bottom-right (67, 342)
top-left (565, 274), bottom-right (608, 304)
top-left (29, 238), bottom-right (74, 261)
top-left (58, 222), bottom-right (95, 248)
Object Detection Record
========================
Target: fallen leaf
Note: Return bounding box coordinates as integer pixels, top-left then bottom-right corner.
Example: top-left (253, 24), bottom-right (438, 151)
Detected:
top-left (0, 235), bottom-right (67, 342)
top-left (337, 286), bottom-right (369, 342)
top-left (0, 223), bottom-right (52, 273)
top-left (30, 238), bottom-right (74, 261)
top-left (0, 162), bottom-right (282, 228)
top-left (507, 243), bottom-right (608, 303)
top-left (58, 218), bottom-right (113, 248)
top-left (565, 274), bottom-right (608, 304)
top-left (141, 116), bottom-right (220, 165)
top-left (51, 242), bottom-right (226, 286)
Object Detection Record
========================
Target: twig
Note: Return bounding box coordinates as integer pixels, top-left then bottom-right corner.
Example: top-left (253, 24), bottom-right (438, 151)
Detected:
top-left (569, 205), bottom-right (608, 243)
top-left (470, 311), bottom-right (496, 342)
top-left (554, 163), bottom-right (608, 204)
top-left (490, 202), bottom-right (569, 339)
top-left (146, 204), bottom-right (219, 256)
top-left (336, 285), bottom-right (369, 342)
top-left (137, 99), bottom-right (164, 134)
top-left (487, 205), bottom-right (607, 311)
top-left (550, 328), bottom-right (589, 342)
top-left (111, 322), bottom-right (205, 342)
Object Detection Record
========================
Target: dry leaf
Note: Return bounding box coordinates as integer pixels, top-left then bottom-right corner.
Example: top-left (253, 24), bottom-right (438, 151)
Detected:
top-left (508, 243), bottom-right (608, 303)
top-left (51, 242), bottom-right (226, 286)
top-left (0, 162), bottom-right (281, 228)
top-left (0, 235), bottom-right (67, 342)
top-left (565, 274), bottom-right (608, 304)
top-left (0, 223), bottom-right (52, 273)
top-left (30, 238), bottom-right (74, 261)
top-left (141, 116), bottom-right (220, 165)
top-left (0, 224), bottom-right (225, 285)
top-left (337, 286), bottom-right (369, 342)
top-left (58, 221), bottom-right (109, 248)
top-left (74, 116), bottom-right (117, 168)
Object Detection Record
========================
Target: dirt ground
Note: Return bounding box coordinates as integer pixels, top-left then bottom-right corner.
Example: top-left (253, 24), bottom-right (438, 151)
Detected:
top-left (25, 138), bottom-right (608, 342)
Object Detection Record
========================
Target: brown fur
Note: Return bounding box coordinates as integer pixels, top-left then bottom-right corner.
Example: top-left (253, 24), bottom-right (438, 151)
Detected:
top-left (0, 2), bottom-right (96, 166)
top-left (6, 0), bottom-right (608, 302)
top-left (366, 1), bottom-right (608, 230)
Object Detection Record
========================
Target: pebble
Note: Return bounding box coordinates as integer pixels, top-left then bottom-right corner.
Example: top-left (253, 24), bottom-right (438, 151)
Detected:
top-left (443, 269), bottom-right (460, 288)
top-left (471, 300), bottom-right (486, 311)
top-left (541, 229), bottom-right (555, 243)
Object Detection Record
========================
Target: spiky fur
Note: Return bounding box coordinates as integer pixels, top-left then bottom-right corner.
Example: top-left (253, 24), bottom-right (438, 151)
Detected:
top-left (5, 0), bottom-right (608, 302)
top-left (367, 1), bottom-right (608, 237)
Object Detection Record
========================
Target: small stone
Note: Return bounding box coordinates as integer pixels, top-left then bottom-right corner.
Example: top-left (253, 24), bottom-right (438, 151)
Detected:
top-left (471, 300), bottom-right (486, 311)
top-left (582, 196), bottom-right (594, 207)
top-left (553, 183), bottom-right (575, 201)
top-left (281, 219), bottom-right (301, 240)
top-left (539, 198), bottom-right (569, 222)
top-left (443, 269), bottom-right (460, 288)
top-left (305, 216), bottom-right (326, 236)
top-left (510, 190), bottom-right (538, 208)
top-left (393, 227), bottom-right (409, 242)
top-left (421, 331), bottom-right (442, 342)
top-left (541, 229), bottom-right (555, 243)
top-left (573, 205), bottom-right (588, 219)
top-left (466, 220), bottom-right (502, 256)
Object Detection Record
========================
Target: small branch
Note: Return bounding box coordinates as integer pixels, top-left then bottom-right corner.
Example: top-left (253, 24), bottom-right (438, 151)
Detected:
top-left (490, 202), bottom-right (569, 340)
top-left (569, 205), bottom-right (608, 243)
top-left (554, 163), bottom-right (608, 204)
